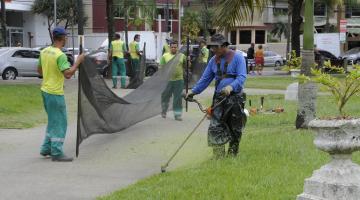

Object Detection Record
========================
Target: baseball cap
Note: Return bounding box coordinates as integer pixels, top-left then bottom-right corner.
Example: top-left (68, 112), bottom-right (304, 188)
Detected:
top-left (52, 27), bottom-right (67, 37)
top-left (207, 33), bottom-right (230, 46)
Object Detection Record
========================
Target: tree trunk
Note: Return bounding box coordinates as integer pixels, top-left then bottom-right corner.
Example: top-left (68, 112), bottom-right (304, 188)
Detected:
top-left (291, 0), bottom-right (303, 57)
top-left (1, 0), bottom-right (6, 46)
top-left (106, 0), bottom-right (114, 78)
top-left (286, 5), bottom-right (291, 60)
top-left (124, 0), bottom-right (129, 50)
top-left (296, 0), bottom-right (317, 129)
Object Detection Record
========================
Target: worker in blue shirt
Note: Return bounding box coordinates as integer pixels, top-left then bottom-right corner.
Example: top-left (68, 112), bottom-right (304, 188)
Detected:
top-left (186, 34), bottom-right (247, 158)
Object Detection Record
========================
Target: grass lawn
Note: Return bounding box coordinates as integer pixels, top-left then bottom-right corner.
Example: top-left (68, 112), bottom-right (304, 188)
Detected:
top-left (0, 84), bottom-right (45, 128)
top-left (98, 94), bottom-right (360, 200)
top-left (245, 76), bottom-right (297, 90)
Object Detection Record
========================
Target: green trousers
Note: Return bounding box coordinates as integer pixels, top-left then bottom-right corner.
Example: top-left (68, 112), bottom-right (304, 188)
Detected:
top-left (40, 91), bottom-right (67, 157)
top-left (161, 80), bottom-right (184, 117)
top-left (112, 57), bottom-right (126, 88)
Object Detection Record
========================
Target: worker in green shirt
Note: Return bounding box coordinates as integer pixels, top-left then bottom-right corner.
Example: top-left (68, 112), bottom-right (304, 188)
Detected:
top-left (109, 33), bottom-right (127, 89)
top-left (162, 38), bottom-right (171, 55)
top-left (160, 41), bottom-right (187, 121)
top-left (37, 27), bottom-right (85, 162)
top-left (194, 39), bottom-right (209, 81)
top-left (129, 34), bottom-right (142, 82)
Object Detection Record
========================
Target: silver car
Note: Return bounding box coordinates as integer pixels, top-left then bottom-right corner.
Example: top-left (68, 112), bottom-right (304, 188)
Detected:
top-left (264, 51), bottom-right (286, 68)
top-left (0, 48), bottom-right (41, 80)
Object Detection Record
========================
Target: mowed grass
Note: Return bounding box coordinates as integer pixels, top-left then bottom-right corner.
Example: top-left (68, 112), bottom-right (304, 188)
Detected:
top-left (0, 84), bottom-right (45, 128)
top-left (245, 76), bottom-right (297, 90)
top-left (98, 94), bottom-right (360, 200)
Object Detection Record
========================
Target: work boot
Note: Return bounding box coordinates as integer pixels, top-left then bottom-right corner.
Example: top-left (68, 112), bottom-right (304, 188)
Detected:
top-left (52, 155), bottom-right (73, 162)
top-left (161, 112), bottom-right (166, 118)
top-left (212, 145), bottom-right (225, 159)
top-left (40, 152), bottom-right (51, 157)
top-left (175, 116), bottom-right (183, 121)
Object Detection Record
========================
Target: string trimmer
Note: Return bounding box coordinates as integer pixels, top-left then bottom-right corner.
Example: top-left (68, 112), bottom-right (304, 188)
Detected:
top-left (160, 96), bottom-right (227, 173)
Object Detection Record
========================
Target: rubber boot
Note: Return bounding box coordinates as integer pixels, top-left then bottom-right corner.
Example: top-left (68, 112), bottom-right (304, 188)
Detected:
top-left (228, 141), bottom-right (239, 157)
top-left (212, 145), bottom-right (225, 159)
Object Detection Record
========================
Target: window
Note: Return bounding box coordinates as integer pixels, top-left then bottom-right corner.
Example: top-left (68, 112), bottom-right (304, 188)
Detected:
top-left (230, 30), bottom-right (237, 45)
top-left (255, 30), bottom-right (265, 44)
top-left (314, 2), bottom-right (326, 16)
top-left (31, 51), bottom-right (40, 59)
top-left (12, 50), bottom-right (32, 58)
top-left (273, 8), bottom-right (288, 16)
top-left (114, 6), bottom-right (137, 19)
top-left (156, 8), bottom-right (178, 20)
top-left (239, 30), bottom-right (251, 44)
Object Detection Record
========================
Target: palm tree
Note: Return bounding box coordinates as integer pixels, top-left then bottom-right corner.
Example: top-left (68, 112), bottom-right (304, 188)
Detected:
top-left (271, 21), bottom-right (289, 42)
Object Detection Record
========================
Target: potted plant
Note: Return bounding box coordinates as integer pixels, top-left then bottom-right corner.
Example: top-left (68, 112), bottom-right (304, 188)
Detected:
top-left (297, 65), bottom-right (360, 199)
top-left (282, 50), bottom-right (302, 77)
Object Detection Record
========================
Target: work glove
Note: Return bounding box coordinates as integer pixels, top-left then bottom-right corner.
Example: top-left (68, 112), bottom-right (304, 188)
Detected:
top-left (185, 92), bottom-right (196, 102)
top-left (221, 85), bottom-right (233, 96)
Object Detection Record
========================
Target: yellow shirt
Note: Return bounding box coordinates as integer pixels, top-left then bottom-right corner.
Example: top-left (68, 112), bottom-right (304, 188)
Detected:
top-left (160, 52), bottom-right (186, 81)
top-left (129, 41), bottom-right (140, 59)
top-left (111, 40), bottom-right (126, 58)
top-left (39, 46), bottom-right (70, 95)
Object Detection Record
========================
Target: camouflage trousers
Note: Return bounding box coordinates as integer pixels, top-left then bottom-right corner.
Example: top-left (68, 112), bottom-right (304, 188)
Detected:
top-left (208, 92), bottom-right (247, 157)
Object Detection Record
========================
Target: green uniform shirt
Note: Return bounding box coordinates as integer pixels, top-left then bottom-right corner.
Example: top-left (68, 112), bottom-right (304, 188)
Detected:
top-left (111, 40), bottom-right (126, 58)
top-left (200, 46), bottom-right (209, 63)
top-left (162, 44), bottom-right (170, 55)
top-left (38, 46), bottom-right (70, 95)
top-left (160, 52), bottom-right (186, 81)
top-left (129, 41), bottom-right (140, 59)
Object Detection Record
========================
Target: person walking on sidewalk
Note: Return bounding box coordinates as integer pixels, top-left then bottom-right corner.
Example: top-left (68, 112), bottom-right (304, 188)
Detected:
top-left (109, 33), bottom-right (127, 89)
top-left (255, 45), bottom-right (264, 75)
top-left (37, 27), bottom-right (85, 162)
top-left (160, 41), bottom-right (187, 121)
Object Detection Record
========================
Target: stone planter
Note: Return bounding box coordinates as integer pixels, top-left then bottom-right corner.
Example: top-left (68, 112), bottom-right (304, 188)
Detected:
top-left (290, 69), bottom-right (301, 77)
top-left (297, 119), bottom-right (360, 200)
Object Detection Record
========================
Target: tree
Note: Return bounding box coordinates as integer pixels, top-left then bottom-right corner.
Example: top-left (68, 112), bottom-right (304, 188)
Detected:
top-left (32, 0), bottom-right (87, 43)
top-left (182, 10), bottom-right (201, 42)
top-left (290, 0), bottom-right (304, 57)
top-left (271, 21), bottom-right (289, 42)
top-left (1, 0), bottom-right (6, 46)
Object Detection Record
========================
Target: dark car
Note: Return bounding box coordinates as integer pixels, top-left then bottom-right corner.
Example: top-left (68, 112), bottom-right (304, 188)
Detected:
top-left (88, 50), bottom-right (158, 77)
top-left (340, 47), bottom-right (360, 65)
top-left (318, 49), bottom-right (345, 68)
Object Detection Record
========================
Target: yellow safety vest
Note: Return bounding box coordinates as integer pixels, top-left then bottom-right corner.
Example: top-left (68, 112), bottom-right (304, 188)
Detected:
top-left (201, 46), bottom-right (209, 63)
top-left (162, 52), bottom-right (186, 81)
top-left (129, 41), bottom-right (140, 59)
top-left (40, 46), bottom-right (67, 95)
top-left (111, 40), bottom-right (125, 58)
top-left (163, 44), bottom-right (170, 54)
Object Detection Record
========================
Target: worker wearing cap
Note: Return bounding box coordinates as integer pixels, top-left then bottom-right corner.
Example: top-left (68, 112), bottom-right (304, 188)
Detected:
top-left (129, 34), bottom-right (142, 83)
top-left (162, 38), bottom-right (171, 55)
top-left (186, 34), bottom-right (247, 158)
top-left (109, 33), bottom-right (127, 89)
top-left (37, 27), bottom-right (85, 162)
top-left (160, 40), bottom-right (187, 121)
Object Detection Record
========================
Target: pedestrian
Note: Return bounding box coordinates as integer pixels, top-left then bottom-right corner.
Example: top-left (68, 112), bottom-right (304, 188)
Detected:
top-left (247, 43), bottom-right (255, 74)
top-left (162, 37), bottom-right (171, 55)
top-left (160, 41), bottom-right (187, 121)
top-left (186, 33), bottom-right (247, 158)
top-left (255, 45), bottom-right (264, 75)
top-left (109, 33), bottom-right (127, 89)
top-left (193, 39), bottom-right (209, 81)
top-left (129, 34), bottom-right (142, 82)
top-left (37, 27), bottom-right (85, 162)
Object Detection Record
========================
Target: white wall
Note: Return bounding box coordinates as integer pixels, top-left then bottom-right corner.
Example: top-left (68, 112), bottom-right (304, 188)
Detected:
top-left (23, 12), bottom-right (52, 48)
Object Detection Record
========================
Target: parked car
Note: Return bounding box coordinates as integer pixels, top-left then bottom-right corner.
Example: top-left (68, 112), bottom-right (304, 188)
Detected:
top-left (264, 51), bottom-right (286, 67)
top-left (318, 49), bottom-right (345, 68)
top-left (66, 47), bottom-right (90, 61)
top-left (88, 50), bottom-right (159, 77)
top-left (340, 47), bottom-right (360, 65)
top-left (0, 48), bottom-right (42, 80)
top-left (33, 46), bottom-right (74, 65)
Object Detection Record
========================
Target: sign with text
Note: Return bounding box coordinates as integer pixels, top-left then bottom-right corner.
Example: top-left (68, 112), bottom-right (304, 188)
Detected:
top-left (340, 19), bottom-right (347, 43)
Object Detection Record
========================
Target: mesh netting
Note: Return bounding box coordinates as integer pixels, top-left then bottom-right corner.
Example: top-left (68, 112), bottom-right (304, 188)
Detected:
top-left (76, 51), bottom-right (195, 154)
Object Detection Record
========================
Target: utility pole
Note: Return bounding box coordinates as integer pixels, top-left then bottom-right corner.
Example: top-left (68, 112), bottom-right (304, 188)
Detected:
top-left (1, 0), bottom-right (6, 46)
top-left (178, 0), bottom-right (181, 46)
top-left (76, 0), bottom-right (84, 157)
top-left (124, 0), bottom-right (129, 50)
top-left (54, 0), bottom-right (57, 27)
top-left (165, 0), bottom-right (169, 33)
